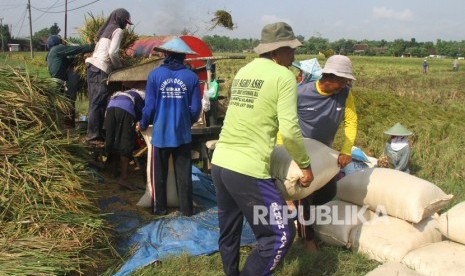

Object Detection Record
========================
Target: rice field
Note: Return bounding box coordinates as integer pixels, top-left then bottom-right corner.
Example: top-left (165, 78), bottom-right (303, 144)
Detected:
top-left (1, 51), bottom-right (464, 275)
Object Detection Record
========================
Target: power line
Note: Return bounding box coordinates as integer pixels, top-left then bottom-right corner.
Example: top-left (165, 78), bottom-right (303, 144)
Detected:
top-left (33, 0), bottom-right (60, 23)
top-left (7, 0), bottom-right (102, 38)
top-left (31, 0), bottom-right (101, 14)
top-left (35, 0), bottom-right (80, 9)
top-left (15, 6), bottom-right (28, 37)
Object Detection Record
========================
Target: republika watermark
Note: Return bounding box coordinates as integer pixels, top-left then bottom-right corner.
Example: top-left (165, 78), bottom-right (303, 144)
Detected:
top-left (253, 202), bottom-right (388, 226)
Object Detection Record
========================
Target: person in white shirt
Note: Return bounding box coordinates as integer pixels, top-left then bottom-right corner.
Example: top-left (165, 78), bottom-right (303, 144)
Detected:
top-left (85, 8), bottom-right (133, 143)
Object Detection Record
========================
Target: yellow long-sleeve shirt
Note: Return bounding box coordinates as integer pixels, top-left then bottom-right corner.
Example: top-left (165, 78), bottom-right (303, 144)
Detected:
top-left (277, 81), bottom-right (357, 155)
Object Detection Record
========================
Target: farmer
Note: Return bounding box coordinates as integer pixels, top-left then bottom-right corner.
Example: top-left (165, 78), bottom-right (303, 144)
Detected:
top-left (137, 37), bottom-right (201, 217)
top-left (383, 122), bottom-right (412, 173)
top-left (453, 59), bottom-right (459, 72)
top-left (295, 55), bottom-right (358, 252)
top-left (104, 81), bottom-right (145, 191)
top-left (85, 8), bottom-right (133, 145)
top-left (423, 59), bottom-right (428, 74)
top-left (211, 22), bottom-right (314, 275)
top-left (45, 35), bottom-right (94, 128)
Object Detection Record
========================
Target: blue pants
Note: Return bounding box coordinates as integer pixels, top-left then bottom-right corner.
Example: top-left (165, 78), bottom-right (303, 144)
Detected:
top-left (86, 64), bottom-right (109, 141)
top-left (212, 165), bottom-right (295, 276)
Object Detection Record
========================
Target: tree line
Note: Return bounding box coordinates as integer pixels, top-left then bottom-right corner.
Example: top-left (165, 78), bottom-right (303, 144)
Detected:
top-left (203, 35), bottom-right (465, 58)
top-left (2, 22), bottom-right (465, 58)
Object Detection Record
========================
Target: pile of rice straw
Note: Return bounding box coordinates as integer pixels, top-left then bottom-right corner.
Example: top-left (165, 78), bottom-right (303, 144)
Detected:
top-left (210, 10), bottom-right (235, 30)
top-left (0, 66), bottom-right (117, 275)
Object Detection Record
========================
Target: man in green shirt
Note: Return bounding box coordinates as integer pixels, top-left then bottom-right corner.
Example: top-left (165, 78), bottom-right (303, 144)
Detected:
top-left (211, 22), bottom-right (314, 276)
top-left (46, 35), bottom-right (94, 128)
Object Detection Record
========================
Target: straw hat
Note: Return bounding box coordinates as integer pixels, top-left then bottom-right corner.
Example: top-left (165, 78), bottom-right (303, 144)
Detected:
top-left (153, 37), bottom-right (197, 55)
top-left (253, 22), bottom-right (302, 55)
top-left (384, 123), bottom-right (413, 136)
top-left (322, 55), bottom-right (356, 80)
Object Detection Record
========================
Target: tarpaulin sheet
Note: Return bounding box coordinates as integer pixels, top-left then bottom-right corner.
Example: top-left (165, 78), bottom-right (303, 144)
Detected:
top-left (105, 167), bottom-right (256, 276)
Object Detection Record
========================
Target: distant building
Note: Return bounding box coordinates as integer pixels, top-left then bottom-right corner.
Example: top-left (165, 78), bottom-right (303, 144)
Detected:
top-left (8, 44), bottom-right (20, 52)
top-left (353, 44), bottom-right (369, 54)
top-left (429, 55), bottom-right (447, 59)
top-left (373, 47), bottom-right (387, 55)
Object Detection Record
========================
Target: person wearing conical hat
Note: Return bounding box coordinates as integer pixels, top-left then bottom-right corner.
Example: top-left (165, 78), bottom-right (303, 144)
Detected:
top-left (384, 123), bottom-right (413, 173)
top-left (138, 37), bottom-right (201, 217)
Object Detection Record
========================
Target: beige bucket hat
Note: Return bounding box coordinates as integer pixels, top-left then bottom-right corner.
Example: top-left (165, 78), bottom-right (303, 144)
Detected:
top-left (253, 22), bottom-right (302, 55)
top-left (322, 55), bottom-right (356, 80)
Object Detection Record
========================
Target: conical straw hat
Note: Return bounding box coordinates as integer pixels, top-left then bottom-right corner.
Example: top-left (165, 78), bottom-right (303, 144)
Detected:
top-left (384, 123), bottom-right (413, 136)
top-left (153, 37), bottom-right (197, 55)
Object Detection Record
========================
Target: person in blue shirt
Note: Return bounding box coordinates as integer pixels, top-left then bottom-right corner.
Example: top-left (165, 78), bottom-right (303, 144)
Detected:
top-left (104, 81), bottom-right (145, 191)
top-left (137, 37), bottom-right (201, 217)
top-left (423, 59), bottom-right (428, 74)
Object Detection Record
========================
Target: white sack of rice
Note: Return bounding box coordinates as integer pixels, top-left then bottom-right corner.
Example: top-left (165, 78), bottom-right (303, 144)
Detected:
top-left (365, 261), bottom-right (423, 276)
top-left (349, 215), bottom-right (442, 262)
top-left (336, 167), bottom-right (453, 223)
top-left (437, 201), bottom-right (465, 245)
top-left (270, 138), bottom-right (340, 200)
top-left (314, 199), bottom-right (377, 247)
top-left (402, 241), bottom-right (465, 276)
top-left (137, 126), bottom-right (179, 207)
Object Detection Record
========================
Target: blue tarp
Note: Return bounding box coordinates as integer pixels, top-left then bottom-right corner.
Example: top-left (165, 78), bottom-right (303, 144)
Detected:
top-left (100, 167), bottom-right (256, 276)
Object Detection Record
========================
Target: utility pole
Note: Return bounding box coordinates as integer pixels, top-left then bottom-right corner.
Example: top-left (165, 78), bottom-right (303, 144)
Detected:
top-left (64, 0), bottom-right (68, 39)
top-left (0, 17), bottom-right (4, 52)
top-left (28, 0), bottom-right (33, 58)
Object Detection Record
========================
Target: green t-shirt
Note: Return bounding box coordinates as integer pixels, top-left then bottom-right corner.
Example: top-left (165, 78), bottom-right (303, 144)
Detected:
top-left (212, 58), bottom-right (310, 178)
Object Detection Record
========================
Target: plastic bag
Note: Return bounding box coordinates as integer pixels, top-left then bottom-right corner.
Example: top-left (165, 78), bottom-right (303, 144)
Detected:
top-left (207, 80), bottom-right (219, 100)
top-left (202, 84), bottom-right (211, 112)
top-left (351, 146), bottom-right (370, 163)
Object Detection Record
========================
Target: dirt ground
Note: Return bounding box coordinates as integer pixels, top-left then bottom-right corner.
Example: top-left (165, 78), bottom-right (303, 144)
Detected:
top-left (88, 148), bottom-right (200, 223)
top-left (89, 153), bottom-right (153, 220)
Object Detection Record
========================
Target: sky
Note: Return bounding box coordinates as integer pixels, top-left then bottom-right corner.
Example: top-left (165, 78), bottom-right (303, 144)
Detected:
top-left (1, 0), bottom-right (465, 43)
